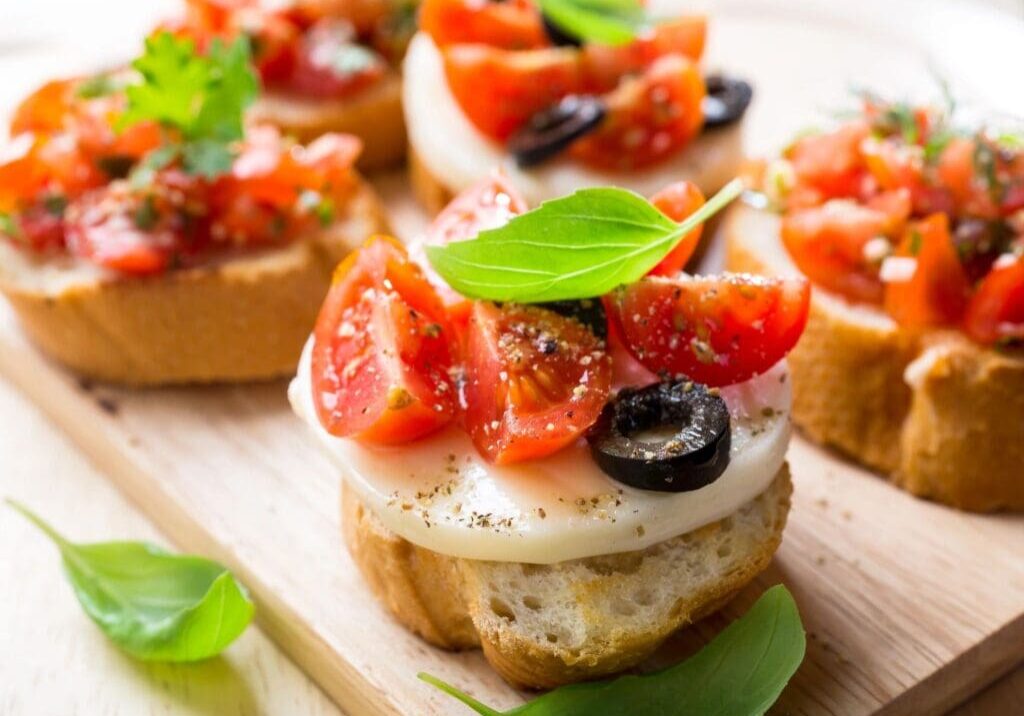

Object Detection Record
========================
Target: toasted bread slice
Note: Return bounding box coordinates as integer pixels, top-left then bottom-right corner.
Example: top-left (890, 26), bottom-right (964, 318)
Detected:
top-left (342, 464), bottom-right (792, 689)
top-left (0, 182), bottom-right (388, 385)
top-left (725, 203), bottom-right (1024, 511)
top-left (250, 72), bottom-right (406, 172)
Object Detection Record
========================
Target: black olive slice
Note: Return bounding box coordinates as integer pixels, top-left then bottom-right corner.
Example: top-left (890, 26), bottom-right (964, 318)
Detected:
top-left (587, 380), bottom-right (731, 492)
top-left (541, 15), bottom-right (582, 47)
top-left (508, 95), bottom-right (607, 167)
top-left (539, 298), bottom-right (608, 339)
top-left (702, 74), bottom-right (754, 129)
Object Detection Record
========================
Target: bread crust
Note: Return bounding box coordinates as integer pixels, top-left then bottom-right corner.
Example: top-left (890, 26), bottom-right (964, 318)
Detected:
top-left (342, 466), bottom-right (792, 689)
top-left (724, 203), bottom-right (1024, 511)
top-left (250, 73), bottom-right (406, 172)
top-left (0, 183), bottom-right (388, 385)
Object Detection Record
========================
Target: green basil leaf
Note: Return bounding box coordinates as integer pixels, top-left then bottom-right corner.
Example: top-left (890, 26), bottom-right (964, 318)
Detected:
top-left (426, 179), bottom-right (743, 303)
top-left (537, 0), bottom-right (645, 46)
top-left (7, 499), bottom-right (254, 662)
top-left (421, 584), bottom-right (805, 716)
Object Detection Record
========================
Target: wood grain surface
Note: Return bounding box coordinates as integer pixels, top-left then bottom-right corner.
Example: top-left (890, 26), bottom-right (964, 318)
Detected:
top-left (0, 378), bottom-right (340, 716)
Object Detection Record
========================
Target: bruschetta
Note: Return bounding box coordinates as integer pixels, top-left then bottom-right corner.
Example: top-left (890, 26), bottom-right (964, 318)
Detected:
top-left (403, 0), bottom-right (752, 212)
top-left (290, 174), bottom-right (809, 687)
top-left (162, 0), bottom-right (414, 170)
top-left (0, 34), bottom-right (387, 385)
top-left (726, 94), bottom-right (1024, 511)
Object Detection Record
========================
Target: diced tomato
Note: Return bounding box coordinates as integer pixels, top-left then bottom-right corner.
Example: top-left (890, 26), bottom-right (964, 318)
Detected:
top-left (570, 55), bottom-right (704, 171)
top-left (443, 45), bottom-right (583, 141)
top-left (413, 171), bottom-right (528, 312)
top-left (419, 0), bottom-right (547, 50)
top-left (963, 255), bottom-right (1024, 345)
top-left (607, 273), bottom-right (811, 386)
top-left (11, 80), bottom-right (76, 136)
top-left (0, 134), bottom-right (106, 213)
top-left (311, 236), bottom-right (458, 444)
top-left (10, 203), bottom-right (66, 253)
top-left (291, 0), bottom-right (393, 35)
top-left (64, 184), bottom-right (184, 275)
top-left (884, 213), bottom-right (971, 328)
top-left (582, 15), bottom-right (706, 93)
top-left (463, 302), bottom-right (611, 464)
top-left (647, 181), bottom-right (705, 276)
top-left (937, 137), bottom-right (1000, 220)
top-left (786, 121), bottom-right (870, 199)
top-left (287, 19), bottom-right (386, 98)
top-left (781, 195), bottom-right (910, 304)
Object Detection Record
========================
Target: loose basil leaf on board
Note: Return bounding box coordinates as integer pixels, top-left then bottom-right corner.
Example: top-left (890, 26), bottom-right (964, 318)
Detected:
top-left (420, 584), bottom-right (805, 716)
top-left (537, 0), bottom-right (645, 46)
top-left (7, 499), bottom-right (254, 662)
top-left (426, 178), bottom-right (743, 303)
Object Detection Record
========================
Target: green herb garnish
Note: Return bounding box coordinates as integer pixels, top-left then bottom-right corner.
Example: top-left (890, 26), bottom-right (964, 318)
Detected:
top-left (421, 584), bottom-right (805, 716)
top-left (119, 32), bottom-right (258, 179)
top-left (42, 193), bottom-right (69, 217)
top-left (426, 178), bottom-right (742, 303)
top-left (0, 212), bottom-right (20, 239)
top-left (76, 73), bottom-right (119, 99)
top-left (536, 0), bottom-right (646, 46)
top-left (7, 499), bottom-right (255, 662)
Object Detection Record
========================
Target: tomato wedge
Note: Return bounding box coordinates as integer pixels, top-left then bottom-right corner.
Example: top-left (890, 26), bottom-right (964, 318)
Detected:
top-left (963, 254), bottom-right (1024, 345)
top-left (884, 213), bottom-right (971, 328)
top-left (570, 55), bottom-right (705, 171)
top-left (607, 273), bottom-right (811, 386)
top-left (443, 45), bottom-right (583, 141)
top-left (647, 180), bottom-right (705, 276)
top-left (420, 0), bottom-right (547, 50)
top-left (463, 302), bottom-right (611, 464)
top-left (312, 237), bottom-right (458, 444)
top-left (780, 194), bottom-right (910, 304)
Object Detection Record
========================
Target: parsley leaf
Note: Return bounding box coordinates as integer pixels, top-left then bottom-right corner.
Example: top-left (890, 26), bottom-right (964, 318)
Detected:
top-left (536, 0), bottom-right (646, 46)
top-left (119, 32), bottom-right (258, 179)
top-left (426, 179), bottom-right (743, 303)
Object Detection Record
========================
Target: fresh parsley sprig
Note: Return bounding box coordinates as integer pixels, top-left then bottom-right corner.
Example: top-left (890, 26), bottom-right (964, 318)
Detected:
top-left (119, 32), bottom-right (258, 179)
top-left (537, 0), bottom-right (646, 46)
top-left (7, 499), bottom-right (254, 662)
top-left (421, 585), bottom-right (806, 715)
top-left (426, 178), bottom-right (743, 303)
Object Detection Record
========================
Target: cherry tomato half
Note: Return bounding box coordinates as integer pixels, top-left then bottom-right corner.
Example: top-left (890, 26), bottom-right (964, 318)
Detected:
top-left (607, 273), bottom-right (811, 386)
top-left (463, 302), bottom-right (611, 464)
top-left (647, 180), bottom-right (705, 276)
top-left (312, 236), bottom-right (458, 444)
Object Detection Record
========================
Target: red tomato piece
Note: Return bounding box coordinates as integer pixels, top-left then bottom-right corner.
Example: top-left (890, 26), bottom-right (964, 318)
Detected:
top-left (443, 45), bottom-right (583, 141)
top-left (11, 80), bottom-right (76, 136)
top-left (463, 302), bottom-right (611, 464)
top-left (288, 19), bottom-right (386, 98)
top-left (647, 180), bottom-right (705, 276)
top-left (884, 213), bottom-right (971, 328)
top-left (414, 171), bottom-right (528, 311)
top-left (937, 137), bottom-right (1001, 220)
top-left (964, 255), bottom-right (1024, 345)
top-left (291, 0), bottom-right (393, 35)
top-left (64, 183), bottom-right (187, 275)
top-left (570, 55), bottom-right (705, 171)
top-left (582, 15), bottom-right (706, 93)
top-left (312, 236), bottom-right (458, 444)
top-left (786, 120), bottom-right (869, 199)
top-left (607, 273), bottom-right (811, 387)
top-left (419, 0), bottom-right (547, 50)
top-left (781, 194), bottom-right (910, 304)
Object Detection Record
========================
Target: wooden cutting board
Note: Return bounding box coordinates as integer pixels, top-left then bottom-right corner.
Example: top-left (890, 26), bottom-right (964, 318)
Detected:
top-left (2, 294), bottom-right (1024, 716)
top-left (2, 0), bottom-right (1024, 713)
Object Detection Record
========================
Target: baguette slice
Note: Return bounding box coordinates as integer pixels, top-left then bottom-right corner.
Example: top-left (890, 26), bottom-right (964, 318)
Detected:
top-left (250, 72), bottom-right (406, 172)
top-left (342, 465), bottom-right (792, 689)
top-left (725, 203), bottom-right (1024, 511)
top-left (0, 182), bottom-right (388, 386)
